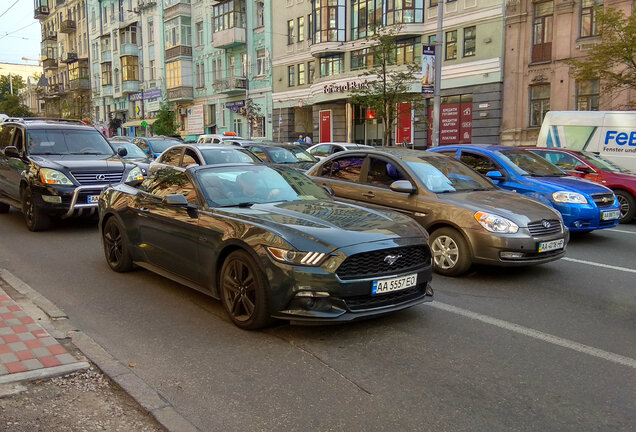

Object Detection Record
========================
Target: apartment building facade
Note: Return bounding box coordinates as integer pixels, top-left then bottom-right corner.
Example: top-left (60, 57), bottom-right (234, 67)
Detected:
top-left (35, 0), bottom-right (91, 119)
top-left (501, 0), bottom-right (636, 146)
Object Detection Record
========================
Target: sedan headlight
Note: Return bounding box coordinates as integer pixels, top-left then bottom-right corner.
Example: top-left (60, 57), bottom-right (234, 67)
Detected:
top-left (125, 166), bottom-right (144, 182)
top-left (474, 211), bottom-right (519, 234)
top-left (267, 247), bottom-right (327, 266)
top-left (552, 191), bottom-right (587, 204)
top-left (39, 168), bottom-right (73, 185)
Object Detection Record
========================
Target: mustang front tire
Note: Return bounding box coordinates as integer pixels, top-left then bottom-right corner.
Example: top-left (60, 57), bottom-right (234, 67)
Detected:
top-left (103, 217), bottom-right (134, 272)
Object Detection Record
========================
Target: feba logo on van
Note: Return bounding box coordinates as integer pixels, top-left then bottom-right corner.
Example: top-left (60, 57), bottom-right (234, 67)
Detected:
top-left (604, 130), bottom-right (636, 148)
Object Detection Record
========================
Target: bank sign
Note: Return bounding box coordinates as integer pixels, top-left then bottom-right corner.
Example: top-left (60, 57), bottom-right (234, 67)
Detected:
top-left (323, 81), bottom-right (369, 94)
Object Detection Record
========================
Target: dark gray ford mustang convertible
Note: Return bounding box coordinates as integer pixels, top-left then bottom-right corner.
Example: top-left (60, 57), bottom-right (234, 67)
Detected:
top-left (98, 163), bottom-right (434, 329)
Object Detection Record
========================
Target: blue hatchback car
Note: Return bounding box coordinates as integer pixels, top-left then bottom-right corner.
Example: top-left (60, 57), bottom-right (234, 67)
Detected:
top-left (428, 145), bottom-right (620, 232)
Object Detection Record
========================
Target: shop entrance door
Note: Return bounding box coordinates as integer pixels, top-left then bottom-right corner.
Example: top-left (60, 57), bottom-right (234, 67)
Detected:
top-left (319, 110), bottom-right (332, 143)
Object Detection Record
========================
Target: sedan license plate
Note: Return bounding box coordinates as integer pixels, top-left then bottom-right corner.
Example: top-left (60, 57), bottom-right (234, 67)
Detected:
top-left (372, 273), bottom-right (417, 295)
top-left (538, 239), bottom-right (564, 253)
top-left (601, 210), bottom-right (620, 221)
top-left (88, 195), bottom-right (100, 204)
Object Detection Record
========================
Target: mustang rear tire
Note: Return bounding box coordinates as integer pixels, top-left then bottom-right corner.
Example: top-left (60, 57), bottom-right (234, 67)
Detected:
top-left (614, 190), bottom-right (635, 223)
top-left (220, 250), bottom-right (272, 330)
top-left (21, 187), bottom-right (51, 232)
top-left (102, 217), bottom-right (134, 272)
top-left (430, 227), bottom-right (471, 277)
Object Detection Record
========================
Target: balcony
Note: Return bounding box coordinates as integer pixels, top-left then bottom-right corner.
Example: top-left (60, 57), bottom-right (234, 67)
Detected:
top-left (42, 58), bottom-right (58, 70)
top-left (61, 52), bottom-right (78, 63)
top-left (163, 2), bottom-right (190, 21)
top-left (45, 84), bottom-right (64, 98)
top-left (212, 28), bottom-right (246, 49)
top-left (60, 19), bottom-right (76, 34)
top-left (101, 50), bottom-right (112, 62)
top-left (34, 5), bottom-right (50, 19)
top-left (167, 86), bottom-right (193, 101)
top-left (122, 80), bottom-right (140, 94)
top-left (120, 44), bottom-right (138, 56)
top-left (138, 0), bottom-right (157, 9)
top-left (43, 31), bottom-right (57, 42)
top-left (165, 45), bottom-right (192, 61)
top-left (212, 77), bottom-right (247, 93)
top-left (310, 41), bottom-right (347, 58)
top-left (101, 85), bottom-right (113, 97)
top-left (69, 79), bottom-right (90, 91)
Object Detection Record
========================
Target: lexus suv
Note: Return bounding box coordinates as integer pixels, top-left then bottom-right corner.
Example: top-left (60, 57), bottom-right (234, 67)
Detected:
top-left (0, 118), bottom-right (143, 231)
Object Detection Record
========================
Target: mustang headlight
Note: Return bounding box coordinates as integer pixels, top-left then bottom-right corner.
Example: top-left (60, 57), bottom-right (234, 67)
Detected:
top-left (267, 247), bottom-right (327, 266)
top-left (474, 211), bottom-right (519, 234)
top-left (39, 168), bottom-right (73, 185)
top-left (125, 166), bottom-right (144, 182)
top-left (552, 191), bottom-right (587, 204)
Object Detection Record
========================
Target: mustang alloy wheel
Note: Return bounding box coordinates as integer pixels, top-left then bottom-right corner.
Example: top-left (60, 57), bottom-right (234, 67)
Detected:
top-left (430, 227), bottom-right (471, 277)
top-left (220, 250), bottom-right (271, 330)
top-left (103, 217), bottom-right (134, 272)
top-left (21, 187), bottom-right (51, 232)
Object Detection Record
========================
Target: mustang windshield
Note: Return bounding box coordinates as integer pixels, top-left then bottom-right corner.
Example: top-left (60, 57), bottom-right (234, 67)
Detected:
top-left (197, 165), bottom-right (331, 206)
top-left (498, 150), bottom-right (567, 177)
top-left (406, 155), bottom-right (496, 193)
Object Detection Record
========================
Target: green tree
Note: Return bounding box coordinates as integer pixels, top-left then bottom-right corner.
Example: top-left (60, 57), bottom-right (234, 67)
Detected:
top-left (0, 74), bottom-right (26, 102)
top-left (349, 26), bottom-right (425, 146)
top-left (566, 7), bottom-right (636, 102)
top-left (0, 95), bottom-right (34, 117)
top-left (150, 103), bottom-right (179, 137)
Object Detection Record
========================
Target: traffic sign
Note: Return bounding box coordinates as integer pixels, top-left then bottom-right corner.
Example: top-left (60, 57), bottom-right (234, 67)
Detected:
top-left (141, 121), bottom-right (148, 127)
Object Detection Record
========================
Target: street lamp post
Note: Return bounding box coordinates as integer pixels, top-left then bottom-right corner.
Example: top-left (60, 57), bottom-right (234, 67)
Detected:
top-left (431, 1), bottom-right (444, 148)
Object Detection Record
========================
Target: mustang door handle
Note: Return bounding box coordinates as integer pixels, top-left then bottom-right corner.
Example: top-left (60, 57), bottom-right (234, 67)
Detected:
top-left (362, 192), bottom-right (375, 198)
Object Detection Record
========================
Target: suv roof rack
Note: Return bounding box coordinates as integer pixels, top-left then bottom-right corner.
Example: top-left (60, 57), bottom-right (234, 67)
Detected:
top-left (5, 117), bottom-right (87, 125)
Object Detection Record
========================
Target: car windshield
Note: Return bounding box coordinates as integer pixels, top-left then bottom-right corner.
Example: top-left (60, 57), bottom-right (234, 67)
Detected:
top-left (287, 147), bottom-right (318, 162)
top-left (406, 155), bottom-right (496, 193)
top-left (27, 129), bottom-right (115, 156)
top-left (265, 147), bottom-right (299, 164)
top-left (498, 150), bottom-right (567, 177)
top-left (196, 165), bottom-right (330, 207)
top-left (578, 151), bottom-right (627, 172)
top-left (199, 148), bottom-right (261, 164)
top-left (111, 142), bottom-right (147, 158)
top-left (149, 139), bottom-right (182, 153)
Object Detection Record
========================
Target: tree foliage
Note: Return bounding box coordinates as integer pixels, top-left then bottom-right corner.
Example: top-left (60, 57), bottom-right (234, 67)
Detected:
top-left (567, 7), bottom-right (636, 100)
top-left (0, 95), bottom-right (34, 117)
top-left (349, 26), bottom-right (424, 146)
top-left (150, 103), bottom-right (179, 137)
top-left (0, 74), bottom-right (26, 102)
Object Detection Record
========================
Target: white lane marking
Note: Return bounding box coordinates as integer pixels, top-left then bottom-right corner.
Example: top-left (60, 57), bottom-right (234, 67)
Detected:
top-left (606, 228), bottom-right (636, 235)
top-left (428, 302), bottom-right (636, 369)
top-left (562, 257), bottom-right (636, 274)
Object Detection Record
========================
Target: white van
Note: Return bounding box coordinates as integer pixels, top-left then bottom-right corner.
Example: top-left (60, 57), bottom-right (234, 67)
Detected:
top-left (536, 111), bottom-right (636, 170)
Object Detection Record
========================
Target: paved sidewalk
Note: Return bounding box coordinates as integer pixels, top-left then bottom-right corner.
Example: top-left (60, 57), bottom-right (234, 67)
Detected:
top-left (0, 287), bottom-right (88, 384)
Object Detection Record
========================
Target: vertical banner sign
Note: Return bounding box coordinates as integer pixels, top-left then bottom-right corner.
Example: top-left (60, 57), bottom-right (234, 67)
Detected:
top-left (396, 102), bottom-right (412, 144)
top-left (319, 110), bottom-right (332, 143)
top-left (421, 46), bottom-right (435, 95)
top-left (187, 105), bottom-right (205, 135)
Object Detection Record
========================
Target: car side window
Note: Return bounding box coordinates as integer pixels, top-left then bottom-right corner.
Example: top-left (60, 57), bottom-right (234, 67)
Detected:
top-left (141, 167), bottom-right (199, 205)
top-left (366, 157), bottom-right (404, 188)
top-left (181, 149), bottom-right (200, 167)
top-left (250, 147), bottom-right (270, 162)
top-left (328, 156), bottom-right (364, 183)
top-left (311, 144), bottom-right (331, 157)
top-left (161, 148), bottom-right (182, 166)
top-left (12, 128), bottom-right (24, 153)
top-left (0, 125), bottom-right (9, 150)
top-left (460, 153), bottom-right (501, 176)
top-left (213, 138), bottom-right (221, 144)
top-left (135, 140), bottom-right (151, 155)
top-left (541, 151), bottom-right (580, 171)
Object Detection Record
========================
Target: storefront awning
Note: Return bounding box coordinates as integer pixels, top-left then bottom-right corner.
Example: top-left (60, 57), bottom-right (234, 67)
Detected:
top-left (122, 118), bottom-right (157, 128)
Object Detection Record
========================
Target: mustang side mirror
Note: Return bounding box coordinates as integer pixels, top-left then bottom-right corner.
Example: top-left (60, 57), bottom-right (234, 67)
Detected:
top-left (117, 147), bottom-right (128, 157)
top-left (486, 170), bottom-right (504, 182)
top-left (389, 180), bottom-right (416, 194)
top-left (4, 146), bottom-right (20, 158)
top-left (574, 164), bottom-right (593, 174)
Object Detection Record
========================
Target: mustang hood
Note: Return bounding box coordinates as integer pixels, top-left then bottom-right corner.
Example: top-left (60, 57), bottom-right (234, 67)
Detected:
top-left (216, 199), bottom-right (426, 251)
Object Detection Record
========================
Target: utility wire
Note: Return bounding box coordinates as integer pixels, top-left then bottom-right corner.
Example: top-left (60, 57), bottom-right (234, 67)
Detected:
top-left (0, 21), bottom-right (38, 41)
top-left (0, 0), bottom-right (21, 20)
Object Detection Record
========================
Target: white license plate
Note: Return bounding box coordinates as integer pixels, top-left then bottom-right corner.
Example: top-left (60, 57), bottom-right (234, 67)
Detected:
top-left (88, 195), bottom-right (100, 204)
top-left (602, 210), bottom-right (620, 221)
top-left (538, 239), bottom-right (564, 253)
top-left (372, 273), bottom-right (417, 295)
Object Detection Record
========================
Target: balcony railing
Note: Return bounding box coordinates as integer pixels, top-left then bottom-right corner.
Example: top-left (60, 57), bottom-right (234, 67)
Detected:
top-left (42, 58), bottom-right (58, 70)
top-left (61, 52), bottom-right (78, 63)
top-left (46, 84), bottom-right (64, 97)
top-left (101, 50), bottom-right (112, 62)
top-left (34, 5), bottom-right (50, 19)
top-left (69, 79), bottom-right (90, 91)
top-left (165, 45), bottom-right (192, 61)
top-left (212, 77), bottom-right (247, 92)
top-left (167, 86), bottom-right (193, 101)
top-left (164, 2), bottom-right (191, 21)
top-left (122, 80), bottom-right (140, 94)
top-left (120, 44), bottom-right (138, 56)
top-left (43, 31), bottom-right (57, 42)
top-left (60, 19), bottom-right (76, 34)
top-left (212, 28), bottom-right (246, 49)
top-left (101, 85), bottom-right (113, 96)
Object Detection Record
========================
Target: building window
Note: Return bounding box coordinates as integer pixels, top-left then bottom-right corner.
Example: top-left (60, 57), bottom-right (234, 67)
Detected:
top-left (428, 34), bottom-right (436, 45)
top-left (312, 0), bottom-right (346, 43)
top-left (121, 56), bottom-right (139, 81)
top-left (308, 61), bottom-right (315, 84)
top-left (287, 19), bottom-right (295, 44)
top-left (529, 84), bottom-right (550, 127)
top-left (351, 48), bottom-right (375, 70)
top-left (308, 13), bottom-right (313, 40)
top-left (288, 65), bottom-right (295, 86)
top-left (69, 61), bottom-right (89, 81)
top-left (252, 116), bottom-right (265, 138)
top-left (430, 0), bottom-right (438, 6)
top-left (463, 26), bottom-right (476, 57)
top-left (581, 0), bottom-right (602, 38)
top-left (120, 25), bottom-right (137, 45)
top-left (150, 59), bottom-right (156, 80)
top-left (445, 30), bottom-right (457, 60)
top-left (385, 0), bottom-right (424, 26)
top-left (166, 60), bottom-right (182, 88)
top-left (319, 54), bottom-right (344, 77)
top-left (576, 80), bottom-right (599, 111)
top-left (255, 1), bottom-right (264, 28)
top-left (101, 62), bottom-right (112, 86)
top-left (165, 16), bottom-right (192, 48)
top-left (212, 0), bottom-right (246, 32)
top-left (195, 21), bottom-right (203, 46)
top-left (256, 49), bottom-right (267, 76)
top-left (212, 59), bottom-right (222, 82)
top-left (352, 0), bottom-right (382, 40)
top-left (233, 118), bottom-right (243, 136)
top-left (298, 63), bottom-right (306, 85)
top-left (298, 16), bottom-right (305, 42)
top-left (147, 18), bottom-right (154, 43)
top-left (532, 1), bottom-right (553, 63)
top-left (396, 38), bottom-right (419, 65)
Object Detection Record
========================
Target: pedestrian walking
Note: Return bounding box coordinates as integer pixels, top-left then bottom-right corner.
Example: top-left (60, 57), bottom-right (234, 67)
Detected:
top-left (304, 135), bottom-right (312, 145)
top-left (297, 135), bottom-right (304, 144)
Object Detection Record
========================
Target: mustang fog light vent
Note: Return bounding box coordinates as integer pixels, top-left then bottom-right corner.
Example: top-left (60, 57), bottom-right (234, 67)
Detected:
top-left (41, 195), bottom-right (62, 204)
top-left (500, 251), bottom-right (525, 259)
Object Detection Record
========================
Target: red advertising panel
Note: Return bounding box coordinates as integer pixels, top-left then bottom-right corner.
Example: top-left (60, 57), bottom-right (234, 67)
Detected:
top-left (396, 103), bottom-right (412, 144)
top-left (427, 99), bottom-right (473, 146)
top-left (319, 110), bottom-right (332, 143)
top-left (459, 102), bottom-right (472, 143)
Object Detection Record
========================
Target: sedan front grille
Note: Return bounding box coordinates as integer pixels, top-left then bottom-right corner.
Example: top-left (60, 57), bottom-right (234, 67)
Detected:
top-left (336, 245), bottom-right (430, 280)
top-left (71, 171), bottom-right (124, 185)
top-left (527, 219), bottom-right (562, 236)
top-left (591, 193), bottom-right (615, 208)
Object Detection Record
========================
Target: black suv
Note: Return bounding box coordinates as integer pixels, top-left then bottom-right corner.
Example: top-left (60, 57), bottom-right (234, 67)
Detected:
top-left (0, 118), bottom-right (143, 231)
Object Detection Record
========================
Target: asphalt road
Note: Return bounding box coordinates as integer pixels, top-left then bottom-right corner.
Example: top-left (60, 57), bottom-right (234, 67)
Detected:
top-left (0, 209), bottom-right (634, 431)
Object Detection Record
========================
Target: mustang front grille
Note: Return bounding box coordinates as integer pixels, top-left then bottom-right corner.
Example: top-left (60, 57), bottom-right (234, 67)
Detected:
top-left (336, 245), bottom-right (430, 280)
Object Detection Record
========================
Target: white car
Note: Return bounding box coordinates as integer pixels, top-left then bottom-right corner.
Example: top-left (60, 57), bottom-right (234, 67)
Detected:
top-left (307, 142), bottom-right (375, 160)
top-left (197, 132), bottom-right (247, 146)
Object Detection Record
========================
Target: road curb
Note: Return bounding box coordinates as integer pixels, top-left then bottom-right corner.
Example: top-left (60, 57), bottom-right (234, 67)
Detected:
top-left (1, 269), bottom-right (200, 432)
